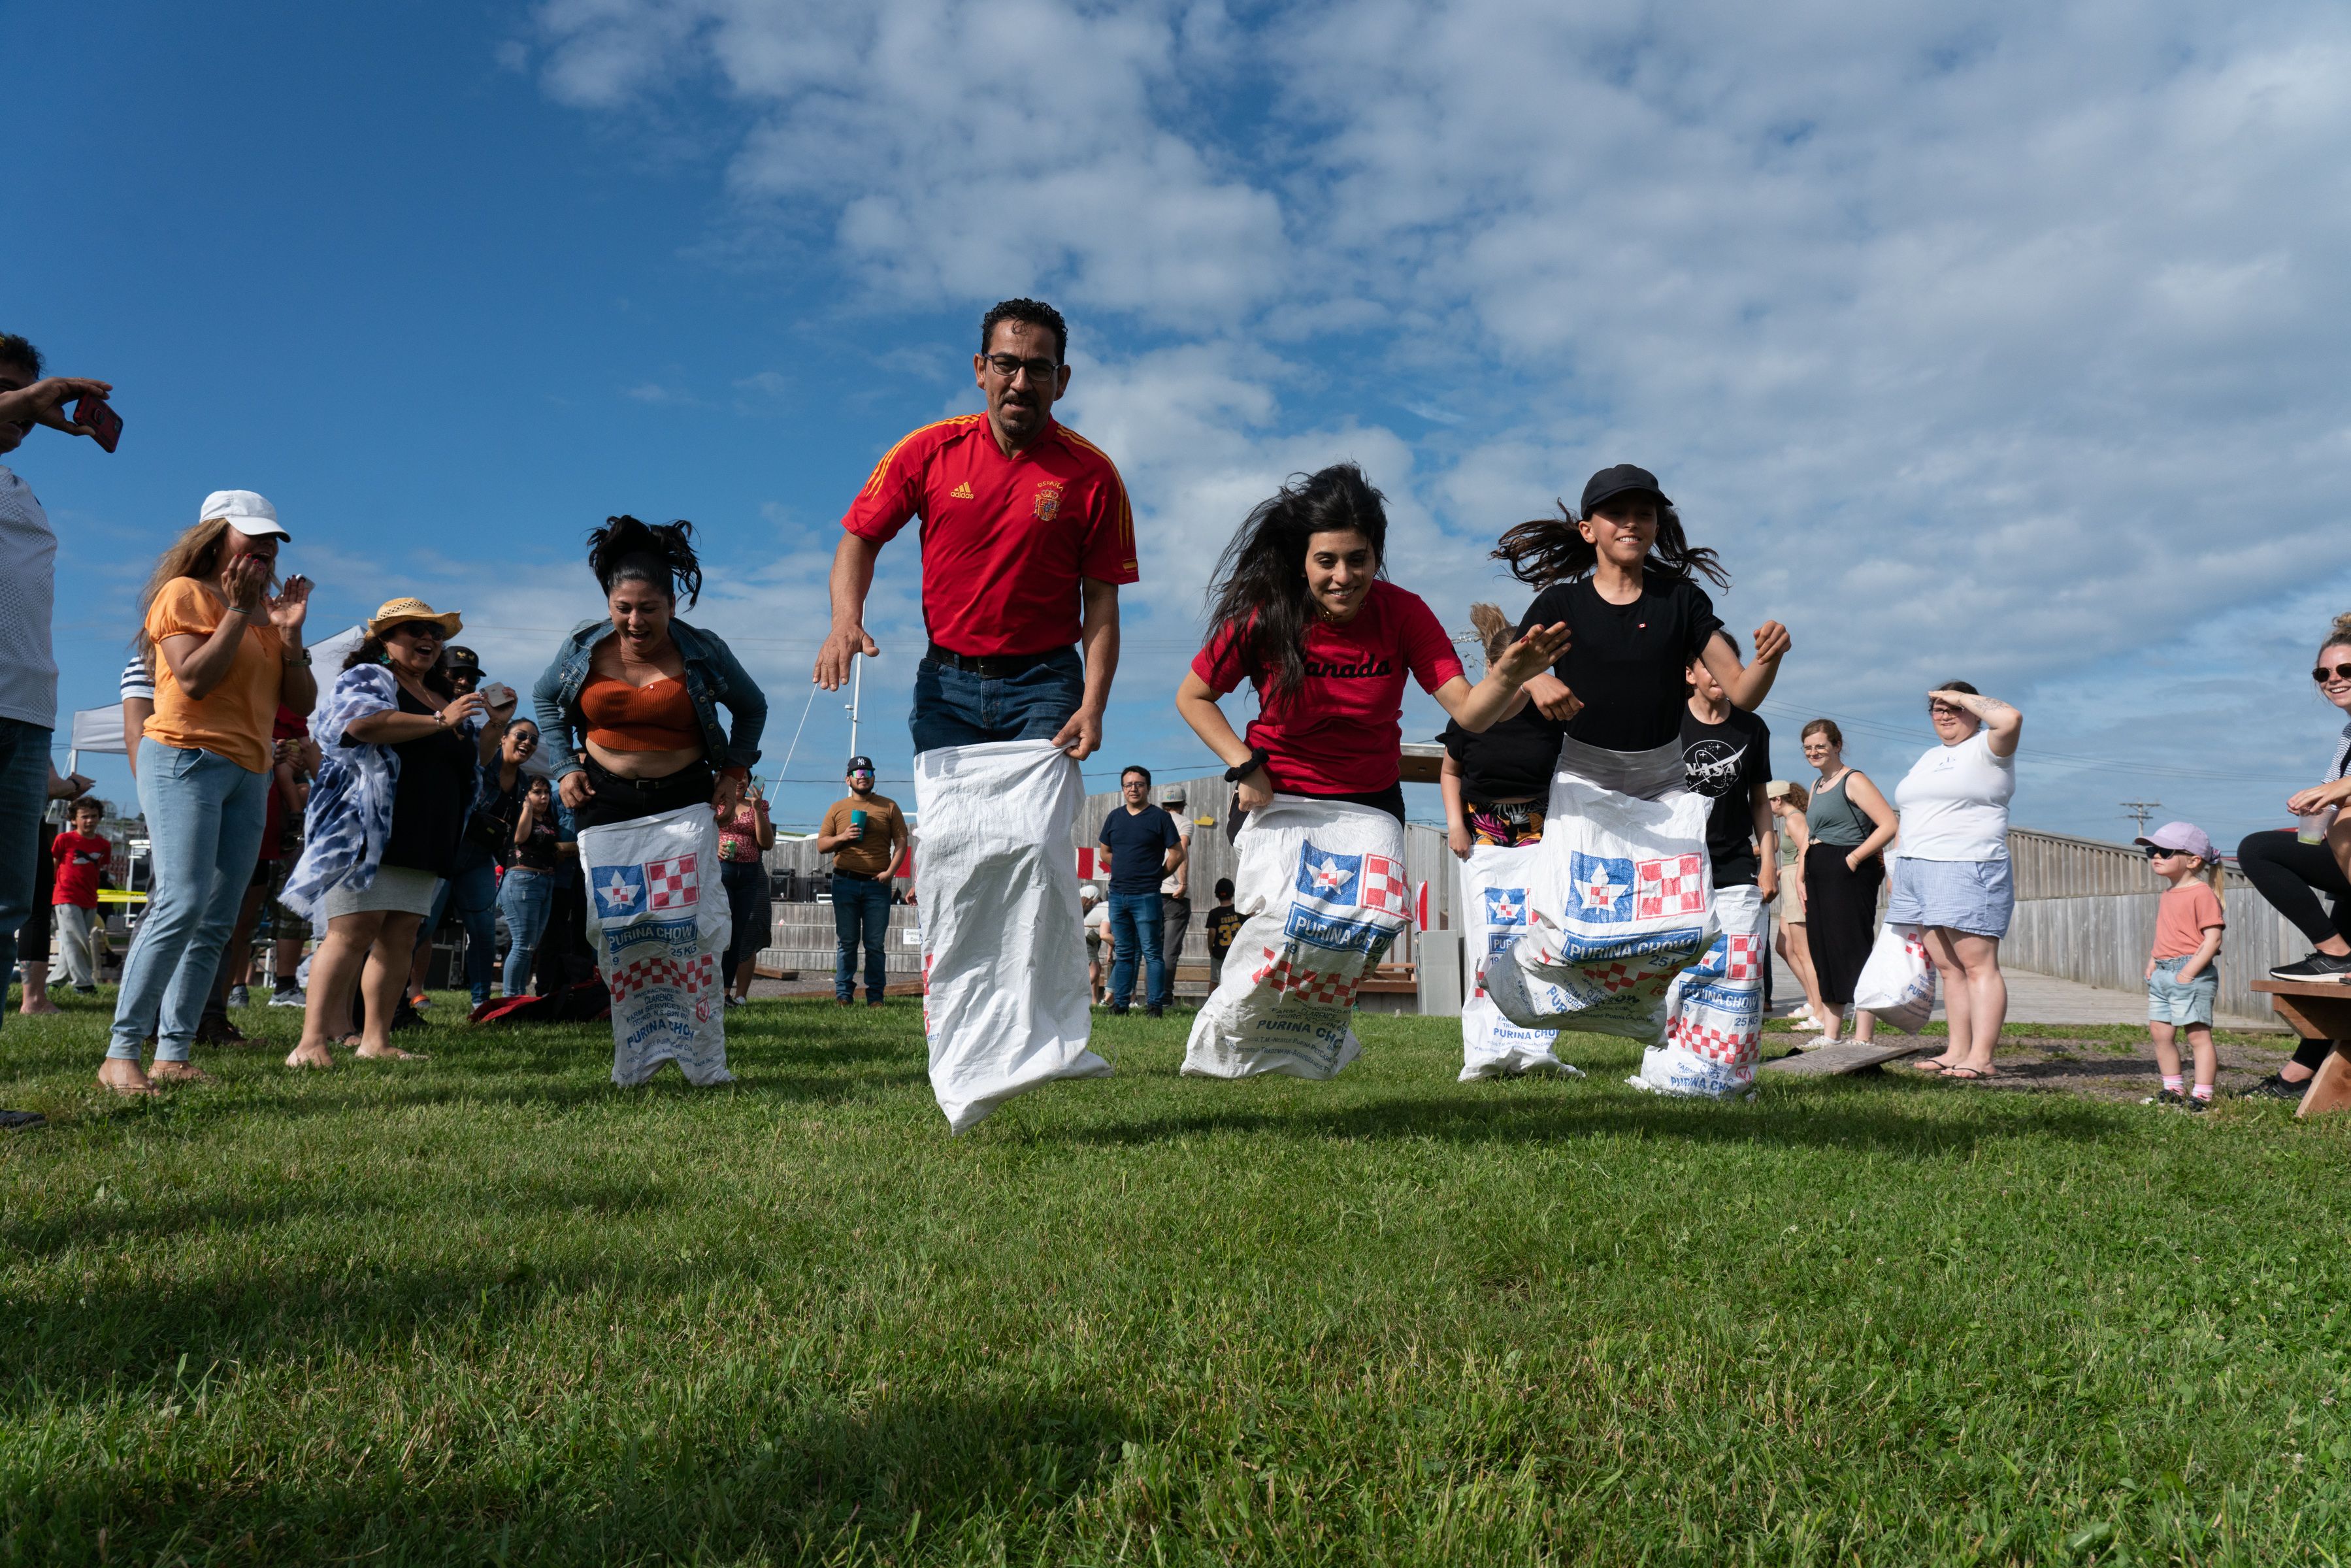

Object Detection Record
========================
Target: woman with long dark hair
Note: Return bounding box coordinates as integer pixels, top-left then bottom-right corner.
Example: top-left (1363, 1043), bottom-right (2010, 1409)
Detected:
top-left (1176, 464), bottom-right (1568, 825)
top-left (1174, 465), bottom-right (1567, 1078)
top-left (102, 493), bottom-right (315, 1096)
top-left (280, 598), bottom-right (510, 1068)
top-left (531, 517), bottom-right (766, 830)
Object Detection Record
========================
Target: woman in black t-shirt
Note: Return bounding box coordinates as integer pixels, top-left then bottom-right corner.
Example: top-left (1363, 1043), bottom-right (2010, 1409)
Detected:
top-left (1441, 602), bottom-right (1571, 855)
top-left (1495, 464), bottom-right (1789, 798)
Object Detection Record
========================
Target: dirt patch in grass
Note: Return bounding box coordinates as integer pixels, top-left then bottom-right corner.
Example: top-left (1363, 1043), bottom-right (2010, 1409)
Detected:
top-left (1873, 1033), bottom-right (2299, 1102)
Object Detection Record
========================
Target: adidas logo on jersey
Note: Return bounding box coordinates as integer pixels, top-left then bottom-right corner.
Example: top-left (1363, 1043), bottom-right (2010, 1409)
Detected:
top-left (949, 482), bottom-right (974, 498)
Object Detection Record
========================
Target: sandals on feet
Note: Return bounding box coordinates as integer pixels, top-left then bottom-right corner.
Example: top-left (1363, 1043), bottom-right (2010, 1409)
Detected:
top-left (1943, 1065), bottom-right (1998, 1081)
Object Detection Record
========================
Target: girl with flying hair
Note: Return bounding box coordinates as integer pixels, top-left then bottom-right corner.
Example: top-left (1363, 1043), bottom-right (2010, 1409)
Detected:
top-left (101, 492), bottom-right (314, 1097)
top-left (1178, 465), bottom-right (1568, 827)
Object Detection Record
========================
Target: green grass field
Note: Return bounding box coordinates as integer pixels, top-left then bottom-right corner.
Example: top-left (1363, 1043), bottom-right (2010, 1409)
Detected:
top-left (3, 990), bottom-right (2348, 1565)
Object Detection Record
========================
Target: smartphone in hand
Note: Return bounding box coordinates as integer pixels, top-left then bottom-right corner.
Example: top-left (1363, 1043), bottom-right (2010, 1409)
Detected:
top-left (73, 395), bottom-right (123, 453)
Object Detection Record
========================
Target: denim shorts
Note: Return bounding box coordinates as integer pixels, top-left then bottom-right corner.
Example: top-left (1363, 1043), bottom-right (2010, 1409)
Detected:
top-left (2147, 956), bottom-right (2218, 1026)
top-left (1884, 855), bottom-right (2015, 939)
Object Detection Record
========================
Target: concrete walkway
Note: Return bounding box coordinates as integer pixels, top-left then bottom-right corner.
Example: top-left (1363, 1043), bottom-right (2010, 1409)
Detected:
top-left (1767, 953), bottom-right (2276, 1031)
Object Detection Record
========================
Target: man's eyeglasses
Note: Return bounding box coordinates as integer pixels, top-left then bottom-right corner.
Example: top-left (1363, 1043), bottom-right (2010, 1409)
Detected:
top-left (2313, 663), bottom-right (2351, 683)
top-left (982, 353), bottom-right (1060, 384)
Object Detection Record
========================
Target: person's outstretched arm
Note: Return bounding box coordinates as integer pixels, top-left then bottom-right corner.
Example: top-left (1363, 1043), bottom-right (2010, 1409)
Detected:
top-left (1705, 623), bottom-right (1793, 711)
top-left (815, 534), bottom-right (885, 691)
top-left (1432, 622), bottom-right (1571, 733)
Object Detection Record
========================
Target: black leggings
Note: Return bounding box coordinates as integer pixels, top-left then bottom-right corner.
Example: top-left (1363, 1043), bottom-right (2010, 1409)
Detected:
top-left (2238, 830), bottom-right (2350, 1073)
top-left (2237, 830), bottom-right (2351, 947)
top-left (570, 757), bottom-right (715, 831)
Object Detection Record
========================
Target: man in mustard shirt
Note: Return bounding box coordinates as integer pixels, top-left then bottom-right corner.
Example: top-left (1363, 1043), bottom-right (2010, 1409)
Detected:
top-left (815, 757), bottom-right (909, 1006)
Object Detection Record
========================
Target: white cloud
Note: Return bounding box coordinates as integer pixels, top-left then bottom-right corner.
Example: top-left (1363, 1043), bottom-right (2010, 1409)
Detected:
top-left (529, 0), bottom-right (2351, 835)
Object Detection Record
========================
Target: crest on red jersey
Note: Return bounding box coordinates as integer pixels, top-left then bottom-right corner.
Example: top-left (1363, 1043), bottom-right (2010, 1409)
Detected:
top-left (1033, 482), bottom-right (1063, 521)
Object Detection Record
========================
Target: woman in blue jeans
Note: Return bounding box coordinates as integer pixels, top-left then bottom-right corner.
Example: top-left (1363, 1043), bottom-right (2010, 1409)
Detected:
top-left (498, 776), bottom-right (565, 996)
top-left (104, 494), bottom-right (316, 1096)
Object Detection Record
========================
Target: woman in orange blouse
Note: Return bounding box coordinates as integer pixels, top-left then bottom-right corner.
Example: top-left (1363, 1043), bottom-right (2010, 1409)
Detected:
top-left (102, 492), bottom-right (314, 1096)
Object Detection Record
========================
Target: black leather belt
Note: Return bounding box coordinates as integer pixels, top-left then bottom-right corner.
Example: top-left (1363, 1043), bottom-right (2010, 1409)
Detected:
top-left (925, 642), bottom-right (1066, 679)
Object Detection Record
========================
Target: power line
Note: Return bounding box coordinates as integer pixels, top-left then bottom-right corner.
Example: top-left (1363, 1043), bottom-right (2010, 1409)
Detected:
top-left (2120, 799), bottom-right (2161, 834)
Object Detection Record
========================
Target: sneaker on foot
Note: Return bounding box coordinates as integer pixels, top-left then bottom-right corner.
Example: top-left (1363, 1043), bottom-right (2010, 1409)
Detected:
top-left (268, 986), bottom-right (306, 1007)
top-left (408, 992), bottom-right (433, 1009)
top-left (73, 984), bottom-right (97, 996)
top-left (195, 1015), bottom-right (247, 1046)
top-left (835, 996), bottom-right (854, 1008)
top-left (0, 1109), bottom-right (44, 1131)
top-left (2184, 1094), bottom-right (2212, 1114)
top-left (2148, 1088), bottom-right (2186, 1107)
top-left (1145, 1004), bottom-right (1165, 1019)
top-left (2269, 951), bottom-right (2351, 982)
top-left (2239, 1072), bottom-right (2309, 1101)
top-left (226, 985), bottom-right (250, 1009)
top-left (389, 1001), bottom-right (426, 1033)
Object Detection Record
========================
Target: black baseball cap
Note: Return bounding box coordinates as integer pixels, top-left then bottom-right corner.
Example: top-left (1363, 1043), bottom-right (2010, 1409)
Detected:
top-left (444, 645), bottom-right (483, 676)
top-left (846, 756), bottom-right (875, 775)
top-left (1580, 464), bottom-right (1671, 519)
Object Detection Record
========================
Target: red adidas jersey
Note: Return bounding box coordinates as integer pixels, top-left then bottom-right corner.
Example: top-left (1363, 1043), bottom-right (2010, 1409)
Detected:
top-left (841, 414), bottom-right (1138, 657)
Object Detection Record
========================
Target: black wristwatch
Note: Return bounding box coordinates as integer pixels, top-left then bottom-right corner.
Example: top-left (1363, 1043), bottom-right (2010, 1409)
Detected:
top-left (1223, 747), bottom-right (1272, 783)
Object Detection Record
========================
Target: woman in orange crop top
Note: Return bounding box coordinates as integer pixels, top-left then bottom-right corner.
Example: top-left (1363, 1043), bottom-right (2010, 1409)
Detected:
top-left (529, 515), bottom-right (768, 832)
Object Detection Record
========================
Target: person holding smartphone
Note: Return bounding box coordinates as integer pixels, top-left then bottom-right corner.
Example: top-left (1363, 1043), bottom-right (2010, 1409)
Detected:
top-left (0, 332), bottom-right (112, 1128)
top-left (816, 757), bottom-right (908, 1006)
top-left (280, 598), bottom-right (511, 1068)
top-left (717, 776), bottom-right (778, 1005)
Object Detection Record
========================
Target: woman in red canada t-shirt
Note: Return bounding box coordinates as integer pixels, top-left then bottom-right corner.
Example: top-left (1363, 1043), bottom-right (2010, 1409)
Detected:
top-left (1177, 463), bottom-right (1568, 822)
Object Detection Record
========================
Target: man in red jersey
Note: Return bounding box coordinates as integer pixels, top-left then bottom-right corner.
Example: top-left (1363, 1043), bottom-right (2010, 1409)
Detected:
top-left (814, 298), bottom-right (1136, 760)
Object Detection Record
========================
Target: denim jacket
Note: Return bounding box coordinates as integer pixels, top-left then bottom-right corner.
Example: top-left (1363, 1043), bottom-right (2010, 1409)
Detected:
top-left (532, 618), bottom-right (767, 783)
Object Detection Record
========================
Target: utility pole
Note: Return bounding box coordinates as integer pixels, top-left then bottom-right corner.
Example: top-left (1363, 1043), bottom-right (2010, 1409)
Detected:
top-left (2121, 800), bottom-right (2161, 836)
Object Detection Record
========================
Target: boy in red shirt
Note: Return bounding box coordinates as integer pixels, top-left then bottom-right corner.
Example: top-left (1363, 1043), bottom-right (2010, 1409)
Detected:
top-left (50, 796), bottom-right (111, 993)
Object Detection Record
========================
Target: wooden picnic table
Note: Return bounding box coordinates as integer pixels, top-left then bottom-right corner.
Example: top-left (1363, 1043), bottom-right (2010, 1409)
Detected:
top-left (2250, 979), bottom-right (2351, 1118)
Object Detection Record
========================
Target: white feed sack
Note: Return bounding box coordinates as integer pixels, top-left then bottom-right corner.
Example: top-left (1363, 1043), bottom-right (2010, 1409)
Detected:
top-left (915, 740), bottom-right (1108, 1134)
top-left (1853, 916), bottom-right (1939, 1034)
top-left (1487, 773), bottom-right (1718, 1041)
top-left (1457, 843), bottom-right (1579, 1080)
top-left (578, 802), bottom-right (734, 1087)
top-left (1636, 882), bottom-right (1768, 1097)
top-left (1184, 797), bottom-right (1411, 1081)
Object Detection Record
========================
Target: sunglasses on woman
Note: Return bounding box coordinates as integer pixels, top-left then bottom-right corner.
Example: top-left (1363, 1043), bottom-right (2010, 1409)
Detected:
top-left (2313, 663), bottom-right (2351, 683)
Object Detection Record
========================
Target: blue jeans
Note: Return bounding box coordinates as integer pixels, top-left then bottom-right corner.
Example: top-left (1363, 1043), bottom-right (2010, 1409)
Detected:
top-left (1108, 890), bottom-right (1167, 1009)
top-left (832, 874), bottom-right (892, 1001)
top-left (110, 739), bottom-right (269, 1061)
top-left (0, 719), bottom-right (53, 1026)
top-left (423, 848), bottom-right (499, 1004)
top-left (908, 647), bottom-right (1084, 755)
top-left (497, 866), bottom-right (555, 997)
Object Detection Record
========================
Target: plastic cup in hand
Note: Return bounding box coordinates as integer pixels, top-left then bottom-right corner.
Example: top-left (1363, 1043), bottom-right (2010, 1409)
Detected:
top-left (2300, 806), bottom-right (2337, 845)
top-left (850, 809), bottom-right (868, 835)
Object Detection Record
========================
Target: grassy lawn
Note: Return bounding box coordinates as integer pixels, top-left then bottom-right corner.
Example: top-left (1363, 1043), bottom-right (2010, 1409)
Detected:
top-left (3, 990), bottom-right (2348, 1565)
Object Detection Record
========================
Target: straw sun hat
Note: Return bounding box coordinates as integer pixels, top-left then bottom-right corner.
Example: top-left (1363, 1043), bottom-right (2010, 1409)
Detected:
top-left (365, 597), bottom-right (463, 638)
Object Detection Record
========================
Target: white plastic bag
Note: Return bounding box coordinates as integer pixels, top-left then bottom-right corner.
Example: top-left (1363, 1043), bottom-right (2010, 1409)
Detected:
top-left (1854, 921), bottom-right (1938, 1034)
top-left (1636, 882), bottom-right (1767, 1096)
top-left (578, 802), bottom-right (732, 1087)
top-left (1489, 772), bottom-right (1718, 1040)
top-left (1183, 796), bottom-right (1409, 1080)
top-left (915, 741), bottom-right (1107, 1133)
top-left (1458, 843), bottom-right (1579, 1079)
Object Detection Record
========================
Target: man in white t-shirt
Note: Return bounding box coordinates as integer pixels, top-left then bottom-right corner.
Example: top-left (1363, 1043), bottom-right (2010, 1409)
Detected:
top-left (0, 332), bottom-right (112, 1126)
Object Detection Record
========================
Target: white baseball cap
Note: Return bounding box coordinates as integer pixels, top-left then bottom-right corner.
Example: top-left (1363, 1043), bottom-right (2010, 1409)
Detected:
top-left (197, 489), bottom-right (289, 540)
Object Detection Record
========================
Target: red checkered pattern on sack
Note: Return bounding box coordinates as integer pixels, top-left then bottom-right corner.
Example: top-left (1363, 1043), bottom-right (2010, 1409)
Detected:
top-left (608, 952), bottom-right (716, 1003)
top-left (1635, 853), bottom-right (1707, 919)
top-left (1251, 946), bottom-right (1361, 1007)
top-left (1588, 961), bottom-right (1671, 998)
top-left (1671, 1017), bottom-right (1757, 1066)
top-left (1360, 853), bottom-right (1407, 915)
top-left (1724, 934), bottom-right (1761, 982)
top-left (646, 854), bottom-right (700, 910)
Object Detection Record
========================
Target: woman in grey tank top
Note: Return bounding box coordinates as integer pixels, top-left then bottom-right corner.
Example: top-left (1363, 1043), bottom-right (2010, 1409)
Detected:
top-left (1798, 719), bottom-right (1898, 1043)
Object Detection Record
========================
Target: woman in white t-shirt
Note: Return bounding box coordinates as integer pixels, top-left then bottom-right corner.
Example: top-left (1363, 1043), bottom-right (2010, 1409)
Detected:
top-left (1888, 681), bottom-right (2022, 1080)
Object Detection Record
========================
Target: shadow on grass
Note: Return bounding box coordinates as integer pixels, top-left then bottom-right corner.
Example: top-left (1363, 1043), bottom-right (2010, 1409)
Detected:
top-left (1042, 1083), bottom-right (2117, 1158)
top-left (7, 1389), bottom-right (1130, 1565)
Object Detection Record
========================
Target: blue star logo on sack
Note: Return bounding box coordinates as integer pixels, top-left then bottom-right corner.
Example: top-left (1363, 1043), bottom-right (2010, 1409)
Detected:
top-left (1483, 887), bottom-right (1526, 928)
top-left (593, 863), bottom-right (648, 919)
top-left (1567, 853), bottom-right (1637, 925)
top-left (1285, 839), bottom-right (1404, 955)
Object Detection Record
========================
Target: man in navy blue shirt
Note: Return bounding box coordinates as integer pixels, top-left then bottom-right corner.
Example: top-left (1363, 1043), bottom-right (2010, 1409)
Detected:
top-left (1097, 765), bottom-right (1186, 1015)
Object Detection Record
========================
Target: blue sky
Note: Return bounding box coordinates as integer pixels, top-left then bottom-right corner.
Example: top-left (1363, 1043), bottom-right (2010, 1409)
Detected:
top-left (12, 0), bottom-right (2351, 843)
